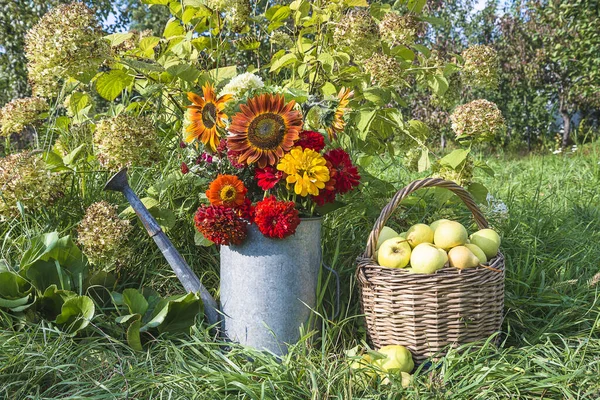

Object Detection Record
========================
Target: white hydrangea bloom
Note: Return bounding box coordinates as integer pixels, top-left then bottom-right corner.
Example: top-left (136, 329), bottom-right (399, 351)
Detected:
top-left (219, 72), bottom-right (264, 99)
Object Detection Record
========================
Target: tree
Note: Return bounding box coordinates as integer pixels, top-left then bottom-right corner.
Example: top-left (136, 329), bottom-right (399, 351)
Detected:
top-left (529, 0), bottom-right (600, 147)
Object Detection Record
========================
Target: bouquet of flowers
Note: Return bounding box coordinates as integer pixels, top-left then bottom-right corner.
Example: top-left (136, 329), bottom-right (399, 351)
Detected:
top-left (181, 82), bottom-right (360, 246)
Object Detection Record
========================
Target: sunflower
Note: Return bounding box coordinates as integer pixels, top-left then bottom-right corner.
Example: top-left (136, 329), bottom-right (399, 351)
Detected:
top-left (227, 93), bottom-right (303, 169)
top-left (277, 147), bottom-right (330, 197)
top-left (326, 87), bottom-right (353, 140)
top-left (206, 174), bottom-right (247, 207)
top-left (186, 83), bottom-right (232, 151)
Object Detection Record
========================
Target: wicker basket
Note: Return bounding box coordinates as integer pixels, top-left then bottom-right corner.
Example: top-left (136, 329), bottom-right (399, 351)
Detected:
top-left (356, 178), bottom-right (505, 364)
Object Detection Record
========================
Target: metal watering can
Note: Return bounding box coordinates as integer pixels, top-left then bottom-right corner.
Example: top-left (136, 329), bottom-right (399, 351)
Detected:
top-left (105, 169), bottom-right (331, 354)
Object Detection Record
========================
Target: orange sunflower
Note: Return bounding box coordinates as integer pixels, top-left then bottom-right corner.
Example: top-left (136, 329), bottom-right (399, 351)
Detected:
top-left (326, 87), bottom-right (353, 140)
top-left (186, 83), bottom-right (233, 152)
top-left (206, 174), bottom-right (247, 207)
top-left (227, 93), bottom-right (303, 169)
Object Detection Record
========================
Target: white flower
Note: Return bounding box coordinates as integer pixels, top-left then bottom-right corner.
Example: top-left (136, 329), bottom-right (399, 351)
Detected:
top-left (571, 145), bottom-right (578, 153)
top-left (219, 72), bottom-right (264, 99)
top-left (552, 148), bottom-right (562, 155)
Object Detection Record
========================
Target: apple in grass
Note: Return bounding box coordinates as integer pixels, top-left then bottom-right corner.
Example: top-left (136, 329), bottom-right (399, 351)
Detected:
top-left (377, 238), bottom-right (411, 269)
top-left (410, 243), bottom-right (448, 274)
top-left (470, 229), bottom-right (501, 259)
top-left (406, 223), bottom-right (434, 248)
top-left (373, 345), bottom-right (414, 374)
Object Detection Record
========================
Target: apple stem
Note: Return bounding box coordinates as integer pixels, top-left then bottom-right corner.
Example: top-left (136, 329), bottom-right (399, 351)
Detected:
top-left (479, 264), bottom-right (502, 273)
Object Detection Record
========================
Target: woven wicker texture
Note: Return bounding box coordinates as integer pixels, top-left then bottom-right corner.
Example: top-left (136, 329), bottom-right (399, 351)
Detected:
top-left (356, 178), bottom-right (505, 364)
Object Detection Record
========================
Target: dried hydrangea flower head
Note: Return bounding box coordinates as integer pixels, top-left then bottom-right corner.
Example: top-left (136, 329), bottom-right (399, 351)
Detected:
top-left (450, 99), bottom-right (505, 142)
top-left (93, 114), bottom-right (159, 170)
top-left (333, 9), bottom-right (380, 61)
top-left (379, 12), bottom-right (422, 47)
top-left (0, 97), bottom-right (48, 137)
top-left (462, 45), bottom-right (499, 89)
top-left (363, 53), bottom-right (404, 87)
top-left (77, 201), bottom-right (132, 267)
top-left (219, 72), bottom-right (265, 99)
top-left (206, 0), bottom-right (251, 32)
top-left (0, 151), bottom-right (62, 218)
top-left (25, 2), bottom-right (109, 98)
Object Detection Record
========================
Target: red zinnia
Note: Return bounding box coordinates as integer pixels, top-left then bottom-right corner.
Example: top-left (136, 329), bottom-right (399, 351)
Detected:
top-left (323, 148), bottom-right (360, 194)
top-left (295, 130), bottom-right (325, 152)
top-left (181, 162), bottom-right (189, 174)
top-left (254, 196), bottom-right (300, 239)
top-left (194, 205), bottom-right (247, 245)
top-left (255, 166), bottom-right (283, 191)
top-left (312, 189), bottom-right (336, 206)
top-left (234, 198), bottom-right (254, 222)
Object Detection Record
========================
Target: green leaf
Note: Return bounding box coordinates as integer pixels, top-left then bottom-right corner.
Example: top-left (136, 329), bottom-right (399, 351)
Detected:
top-left (66, 92), bottom-right (92, 117)
top-left (266, 5), bottom-right (291, 22)
top-left (474, 160), bottom-right (495, 177)
top-left (26, 260), bottom-right (71, 292)
top-left (44, 235), bottom-right (86, 276)
top-left (270, 53), bottom-right (298, 72)
top-left (140, 299), bottom-right (170, 331)
top-left (355, 110), bottom-right (377, 140)
top-left (126, 314), bottom-right (143, 351)
top-left (55, 295), bottom-right (95, 335)
top-left (0, 271), bottom-right (31, 309)
top-left (163, 18), bottom-right (185, 38)
top-left (408, 119), bottom-right (429, 140)
top-left (344, 0), bottom-right (369, 6)
top-left (316, 201), bottom-right (346, 216)
top-left (38, 285), bottom-right (77, 321)
top-left (413, 44), bottom-right (431, 57)
top-left (63, 144), bottom-right (86, 166)
top-left (194, 231), bottom-right (213, 247)
top-left (392, 46), bottom-right (415, 62)
top-left (95, 70), bottom-right (133, 101)
top-left (156, 293), bottom-right (202, 334)
top-left (166, 64), bottom-right (201, 82)
top-left (440, 149), bottom-right (470, 169)
top-left (122, 288), bottom-right (149, 316)
top-left (20, 232), bottom-right (60, 270)
top-left (207, 66), bottom-right (237, 83)
top-left (43, 151), bottom-right (69, 172)
top-left (428, 74), bottom-right (449, 96)
top-left (406, 0), bottom-right (427, 13)
top-left (138, 37), bottom-right (161, 57)
top-left (363, 88), bottom-right (391, 106)
top-left (142, 0), bottom-right (169, 4)
top-left (104, 32), bottom-right (134, 47)
top-left (153, 208), bottom-right (176, 232)
top-left (317, 53), bottom-right (334, 74)
top-left (468, 182), bottom-right (489, 204)
top-left (418, 149), bottom-right (431, 172)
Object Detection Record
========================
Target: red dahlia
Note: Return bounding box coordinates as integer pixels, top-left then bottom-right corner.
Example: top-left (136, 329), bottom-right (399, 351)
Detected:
top-left (194, 205), bottom-right (247, 245)
top-left (254, 196), bottom-right (300, 239)
top-left (324, 148), bottom-right (360, 194)
top-left (255, 166), bottom-right (283, 191)
top-left (312, 189), bottom-right (336, 206)
top-left (295, 130), bottom-right (325, 152)
top-left (234, 198), bottom-right (254, 221)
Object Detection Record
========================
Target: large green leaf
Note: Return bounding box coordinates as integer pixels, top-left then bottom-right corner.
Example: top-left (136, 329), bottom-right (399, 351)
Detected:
top-left (104, 32), bottom-right (134, 47)
top-left (38, 285), bottom-right (78, 321)
top-left (207, 66), bottom-right (237, 83)
top-left (270, 53), bottom-right (299, 72)
top-left (126, 314), bottom-right (143, 351)
top-left (468, 182), bottom-right (489, 204)
top-left (156, 293), bottom-right (202, 334)
top-left (26, 260), bottom-right (72, 292)
top-left (440, 149), bottom-right (471, 169)
top-left (55, 295), bottom-right (95, 335)
top-left (95, 70), bottom-right (134, 101)
top-left (20, 232), bottom-right (59, 270)
top-left (0, 271), bottom-right (32, 310)
top-left (45, 235), bottom-right (86, 276)
top-left (122, 289), bottom-right (149, 316)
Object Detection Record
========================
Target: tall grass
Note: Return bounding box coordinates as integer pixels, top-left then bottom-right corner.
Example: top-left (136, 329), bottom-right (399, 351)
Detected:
top-left (1, 145), bottom-right (600, 398)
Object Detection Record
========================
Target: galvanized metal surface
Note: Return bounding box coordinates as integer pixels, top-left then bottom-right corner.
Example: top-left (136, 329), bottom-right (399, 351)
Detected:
top-left (104, 168), bottom-right (221, 328)
top-left (220, 218), bottom-right (322, 355)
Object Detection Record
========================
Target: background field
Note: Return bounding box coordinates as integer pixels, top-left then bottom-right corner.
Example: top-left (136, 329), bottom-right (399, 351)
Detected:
top-left (2, 144), bottom-right (599, 399)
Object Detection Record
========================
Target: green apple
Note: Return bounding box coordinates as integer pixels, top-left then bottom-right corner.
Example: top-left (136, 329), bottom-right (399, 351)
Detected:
top-left (470, 229), bottom-right (501, 259)
top-left (448, 246), bottom-right (480, 269)
top-left (378, 238), bottom-right (411, 269)
top-left (465, 243), bottom-right (487, 263)
top-left (376, 226), bottom-right (400, 250)
top-left (430, 218), bottom-right (450, 233)
top-left (433, 221), bottom-right (468, 250)
top-left (410, 243), bottom-right (447, 274)
top-left (350, 353), bottom-right (377, 387)
top-left (373, 345), bottom-right (414, 373)
top-left (406, 223), bottom-right (434, 248)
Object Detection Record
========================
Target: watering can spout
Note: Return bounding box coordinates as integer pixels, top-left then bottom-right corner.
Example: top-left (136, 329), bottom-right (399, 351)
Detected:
top-left (104, 168), bottom-right (221, 328)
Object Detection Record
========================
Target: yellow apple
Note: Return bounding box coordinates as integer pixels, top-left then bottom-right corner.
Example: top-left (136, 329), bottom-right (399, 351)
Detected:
top-left (378, 238), bottom-right (411, 269)
top-left (373, 345), bottom-right (414, 373)
top-left (465, 243), bottom-right (487, 263)
top-left (410, 243), bottom-right (447, 274)
top-left (448, 246), bottom-right (480, 269)
top-left (406, 223), bottom-right (434, 248)
top-left (433, 221), bottom-right (468, 250)
top-left (376, 226), bottom-right (400, 250)
top-left (430, 218), bottom-right (450, 233)
top-left (469, 229), bottom-right (501, 259)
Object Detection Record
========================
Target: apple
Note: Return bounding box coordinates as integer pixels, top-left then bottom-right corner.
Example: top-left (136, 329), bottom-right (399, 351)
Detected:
top-left (373, 345), bottom-right (414, 373)
top-left (376, 226), bottom-right (400, 250)
top-left (433, 221), bottom-right (468, 250)
top-left (430, 218), bottom-right (450, 233)
top-left (469, 229), bottom-right (501, 259)
top-left (410, 243), bottom-right (447, 274)
top-left (378, 238), bottom-right (411, 269)
top-left (406, 223), bottom-right (434, 248)
top-left (448, 246), bottom-right (480, 269)
top-left (465, 243), bottom-right (487, 263)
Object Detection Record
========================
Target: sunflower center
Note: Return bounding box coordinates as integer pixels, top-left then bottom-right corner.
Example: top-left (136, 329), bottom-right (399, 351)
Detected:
top-left (220, 185), bottom-right (237, 202)
top-left (202, 103), bottom-right (217, 129)
top-left (248, 113), bottom-right (286, 149)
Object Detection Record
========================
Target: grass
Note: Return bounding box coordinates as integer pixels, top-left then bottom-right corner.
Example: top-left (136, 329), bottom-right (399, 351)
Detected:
top-left (2, 144), bottom-right (600, 399)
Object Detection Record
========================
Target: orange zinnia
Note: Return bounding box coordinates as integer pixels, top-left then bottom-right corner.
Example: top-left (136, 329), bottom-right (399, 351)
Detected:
top-left (186, 83), bottom-right (232, 152)
top-left (326, 87), bottom-right (353, 140)
top-left (206, 174), bottom-right (247, 207)
top-left (227, 93), bottom-right (303, 169)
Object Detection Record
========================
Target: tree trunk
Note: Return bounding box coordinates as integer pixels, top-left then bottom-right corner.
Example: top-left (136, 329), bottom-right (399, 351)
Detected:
top-left (560, 110), bottom-right (571, 148)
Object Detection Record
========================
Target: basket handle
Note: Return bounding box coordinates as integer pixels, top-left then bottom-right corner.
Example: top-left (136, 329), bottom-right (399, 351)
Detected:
top-left (363, 178), bottom-right (489, 259)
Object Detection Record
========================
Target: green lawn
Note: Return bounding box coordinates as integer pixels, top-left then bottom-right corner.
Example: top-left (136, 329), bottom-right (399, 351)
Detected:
top-left (1, 145), bottom-right (600, 399)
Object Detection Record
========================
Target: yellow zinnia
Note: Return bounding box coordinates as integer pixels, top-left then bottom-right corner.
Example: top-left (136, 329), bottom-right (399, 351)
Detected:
top-left (277, 147), bottom-right (330, 197)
